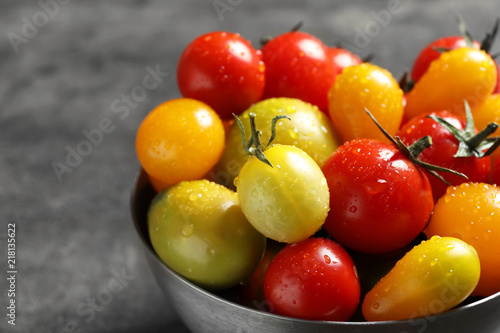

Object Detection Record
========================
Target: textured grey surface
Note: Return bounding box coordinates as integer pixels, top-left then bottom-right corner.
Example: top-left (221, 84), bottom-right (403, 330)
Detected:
top-left (0, 1), bottom-right (499, 332)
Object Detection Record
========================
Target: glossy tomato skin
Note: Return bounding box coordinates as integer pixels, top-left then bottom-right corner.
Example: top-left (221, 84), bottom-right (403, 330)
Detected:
top-left (261, 31), bottom-right (335, 112)
top-left (328, 63), bottom-right (404, 144)
top-left (473, 93), bottom-right (500, 163)
top-left (237, 145), bottom-right (330, 244)
top-left (136, 98), bottom-right (225, 191)
top-left (213, 97), bottom-right (340, 190)
top-left (397, 110), bottom-right (491, 201)
top-left (327, 47), bottom-right (362, 76)
top-left (321, 138), bottom-right (434, 254)
top-left (493, 157), bottom-right (500, 185)
top-left (148, 180), bottom-right (266, 290)
top-left (177, 31), bottom-right (265, 119)
top-left (362, 236), bottom-right (480, 321)
top-left (405, 48), bottom-right (497, 120)
top-left (263, 237), bottom-right (360, 321)
top-left (411, 36), bottom-right (481, 82)
top-left (425, 183), bottom-right (500, 297)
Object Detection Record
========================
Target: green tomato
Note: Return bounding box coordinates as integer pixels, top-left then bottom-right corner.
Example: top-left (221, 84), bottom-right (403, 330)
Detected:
top-left (148, 179), bottom-right (266, 290)
top-left (213, 97), bottom-right (339, 189)
top-left (236, 144), bottom-right (330, 243)
top-left (362, 236), bottom-right (481, 321)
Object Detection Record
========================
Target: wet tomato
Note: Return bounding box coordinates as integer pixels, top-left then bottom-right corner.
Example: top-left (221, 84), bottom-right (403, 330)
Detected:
top-left (397, 110), bottom-right (491, 201)
top-left (321, 138), bottom-right (434, 253)
top-left (261, 31), bottom-right (335, 112)
top-left (363, 236), bottom-right (480, 321)
top-left (405, 47), bottom-right (497, 120)
top-left (148, 179), bottom-right (266, 290)
top-left (135, 98), bottom-right (225, 191)
top-left (425, 182), bottom-right (500, 297)
top-left (237, 144), bottom-right (330, 244)
top-left (263, 237), bottom-right (360, 321)
top-left (213, 97), bottom-right (339, 190)
top-left (177, 31), bottom-right (265, 119)
top-left (328, 63), bottom-right (404, 143)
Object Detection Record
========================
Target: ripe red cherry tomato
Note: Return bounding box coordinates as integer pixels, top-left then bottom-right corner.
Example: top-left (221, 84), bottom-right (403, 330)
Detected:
top-left (493, 158), bottom-right (500, 185)
top-left (177, 31), bottom-right (265, 119)
top-left (397, 110), bottom-right (491, 201)
top-left (261, 31), bottom-right (335, 112)
top-left (321, 138), bottom-right (434, 254)
top-left (327, 47), bottom-right (362, 76)
top-left (263, 237), bottom-right (360, 321)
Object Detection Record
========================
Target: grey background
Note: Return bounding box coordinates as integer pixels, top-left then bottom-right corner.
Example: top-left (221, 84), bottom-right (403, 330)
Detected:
top-left (1, 0), bottom-right (499, 332)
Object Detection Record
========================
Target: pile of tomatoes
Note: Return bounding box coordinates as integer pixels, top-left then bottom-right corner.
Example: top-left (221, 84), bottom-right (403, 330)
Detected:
top-left (135, 21), bottom-right (500, 323)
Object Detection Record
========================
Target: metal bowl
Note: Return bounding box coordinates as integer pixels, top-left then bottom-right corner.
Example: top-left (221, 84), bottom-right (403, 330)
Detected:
top-left (131, 169), bottom-right (500, 333)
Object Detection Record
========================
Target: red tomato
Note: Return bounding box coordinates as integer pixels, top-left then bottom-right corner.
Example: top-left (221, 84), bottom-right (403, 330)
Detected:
top-left (493, 157), bottom-right (500, 185)
top-left (261, 31), bottom-right (335, 112)
top-left (263, 237), bottom-right (360, 321)
top-left (411, 36), bottom-right (481, 82)
top-left (177, 31), bottom-right (265, 119)
top-left (327, 47), bottom-right (362, 76)
top-left (397, 110), bottom-right (491, 201)
top-left (321, 138), bottom-right (434, 254)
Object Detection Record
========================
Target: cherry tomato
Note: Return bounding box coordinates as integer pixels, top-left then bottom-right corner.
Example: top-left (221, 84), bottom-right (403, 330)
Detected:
top-left (411, 36), bottom-right (481, 82)
top-left (473, 93), bottom-right (500, 163)
top-left (328, 63), bottom-right (404, 143)
top-left (213, 97), bottom-right (340, 190)
top-left (321, 138), bottom-right (434, 253)
top-left (425, 182), bottom-right (500, 297)
top-left (493, 158), bottom-right (500, 185)
top-left (405, 47), bottom-right (497, 120)
top-left (136, 98), bottom-right (225, 191)
top-left (148, 179), bottom-right (266, 290)
top-left (362, 236), bottom-right (480, 321)
top-left (237, 144), bottom-right (329, 243)
top-left (397, 110), bottom-right (491, 201)
top-left (177, 31), bottom-right (265, 119)
top-left (261, 31), bottom-right (335, 112)
top-left (327, 47), bottom-right (362, 76)
top-left (263, 237), bottom-right (360, 321)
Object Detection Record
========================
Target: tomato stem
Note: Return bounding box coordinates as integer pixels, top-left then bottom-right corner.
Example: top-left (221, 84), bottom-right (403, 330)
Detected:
top-left (233, 113), bottom-right (291, 168)
top-left (427, 101), bottom-right (500, 158)
top-left (364, 108), bottom-right (467, 185)
top-left (480, 17), bottom-right (499, 53)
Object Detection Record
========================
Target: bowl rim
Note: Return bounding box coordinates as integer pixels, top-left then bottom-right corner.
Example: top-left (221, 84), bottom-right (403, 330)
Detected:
top-left (131, 168), bottom-right (500, 327)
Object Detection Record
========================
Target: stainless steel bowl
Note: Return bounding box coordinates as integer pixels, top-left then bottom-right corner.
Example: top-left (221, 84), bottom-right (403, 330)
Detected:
top-left (131, 169), bottom-right (500, 333)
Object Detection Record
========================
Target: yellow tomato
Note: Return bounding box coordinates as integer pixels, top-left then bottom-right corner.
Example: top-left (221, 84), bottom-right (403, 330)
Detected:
top-left (362, 236), bottom-right (480, 321)
top-left (425, 182), bottom-right (500, 297)
top-left (405, 48), bottom-right (497, 120)
top-left (136, 98), bottom-right (225, 190)
top-left (328, 63), bottom-right (404, 143)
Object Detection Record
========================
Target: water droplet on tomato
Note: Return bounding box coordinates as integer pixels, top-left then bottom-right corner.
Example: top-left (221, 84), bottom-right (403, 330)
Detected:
top-left (373, 302), bottom-right (380, 310)
top-left (181, 224), bottom-right (194, 238)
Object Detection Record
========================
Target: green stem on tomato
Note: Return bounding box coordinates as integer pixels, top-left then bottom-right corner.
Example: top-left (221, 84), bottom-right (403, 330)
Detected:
top-left (364, 108), bottom-right (467, 185)
top-left (233, 112), bottom-right (291, 168)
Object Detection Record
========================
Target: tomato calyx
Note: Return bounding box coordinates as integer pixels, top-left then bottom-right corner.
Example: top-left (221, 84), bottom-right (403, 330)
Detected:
top-left (260, 21), bottom-right (304, 46)
top-left (479, 17), bottom-right (499, 54)
top-left (365, 108), bottom-right (467, 185)
top-left (233, 112), bottom-right (291, 168)
top-left (427, 101), bottom-right (500, 158)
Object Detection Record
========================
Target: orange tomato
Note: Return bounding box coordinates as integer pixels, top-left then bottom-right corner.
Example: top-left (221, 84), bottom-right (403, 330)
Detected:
top-left (136, 98), bottom-right (225, 190)
top-left (472, 93), bottom-right (500, 163)
top-left (328, 63), bottom-right (404, 143)
top-left (405, 48), bottom-right (497, 120)
top-left (425, 182), bottom-right (500, 297)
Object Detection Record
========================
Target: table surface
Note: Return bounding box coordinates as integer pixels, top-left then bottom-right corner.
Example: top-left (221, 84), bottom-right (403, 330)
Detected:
top-left (1, 0), bottom-right (499, 332)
